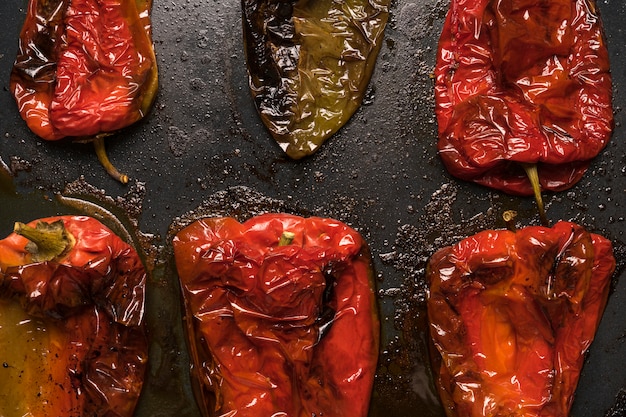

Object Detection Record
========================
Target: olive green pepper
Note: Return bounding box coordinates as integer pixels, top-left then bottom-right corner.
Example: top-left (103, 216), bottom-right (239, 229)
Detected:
top-left (242, 0), bottom-right (390, 159)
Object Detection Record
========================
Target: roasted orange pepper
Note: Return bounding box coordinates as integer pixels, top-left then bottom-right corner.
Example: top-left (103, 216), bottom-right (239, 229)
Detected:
top-left (427, 219), bottom-right (615, 417)
top-left (0, 215), bottom-right (148, 416)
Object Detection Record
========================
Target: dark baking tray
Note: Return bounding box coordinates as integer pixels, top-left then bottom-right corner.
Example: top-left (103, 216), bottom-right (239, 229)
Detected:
top-left (0, 1), bottom-right (625, 416)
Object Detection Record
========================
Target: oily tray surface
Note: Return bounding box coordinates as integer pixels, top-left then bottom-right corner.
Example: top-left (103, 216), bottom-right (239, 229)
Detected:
top-left (0, 0), bottom-right (625, 416)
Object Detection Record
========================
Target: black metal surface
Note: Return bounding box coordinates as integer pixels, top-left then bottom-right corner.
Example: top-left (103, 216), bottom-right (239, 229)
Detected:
top-left (0, 0), bottom-right (625, 416)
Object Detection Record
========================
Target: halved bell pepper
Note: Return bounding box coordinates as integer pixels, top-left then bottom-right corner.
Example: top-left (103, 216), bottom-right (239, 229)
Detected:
top-left (10, 0), bottom-right (159, 183)
top-left (426, 219), bottom-right (615, 417)
top-left (242, 0), bottom-right (390, 159)
top-left (173, 213), bottom-right (380, 417)
top-left (0, 215), bottom-right (148, 417)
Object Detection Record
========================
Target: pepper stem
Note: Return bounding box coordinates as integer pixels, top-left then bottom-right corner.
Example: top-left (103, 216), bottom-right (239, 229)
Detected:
top-left (522, 163), bottom-right (549, 226)
top-left (278, 231), bottom-right (295, 246)
top-left (94, 136), bottom-right (129, 184)
top-left (502, 210), bottom-right (518, 232)
top-left (14, 220), bottom-right (75, 262)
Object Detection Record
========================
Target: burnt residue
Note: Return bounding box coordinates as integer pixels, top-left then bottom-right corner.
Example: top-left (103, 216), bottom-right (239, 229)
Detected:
top-left (166, 185), bottom-right (309, 240)
top-left (372, 182), bottom-right (501, 416)
top-left (605, 389), bottom-right (626, 417)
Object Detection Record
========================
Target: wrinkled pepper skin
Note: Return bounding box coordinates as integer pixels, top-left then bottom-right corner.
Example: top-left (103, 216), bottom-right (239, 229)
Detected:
top-left (10, 0), bottom-right (158, 140)
top-left (426, 221), bottom-right (615, 417)
top-left (173, 214), bottom-right (380, 417)
top-left (0, 216), bottom-right (148, 417)
top-left (434, 0), bottom-right (613, 195)
top-left (242, 0), bottom-right (390, 159)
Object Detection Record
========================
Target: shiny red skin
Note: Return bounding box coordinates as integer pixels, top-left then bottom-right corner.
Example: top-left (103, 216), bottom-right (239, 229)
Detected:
top-left (434, 0), bottom-right (613, 195)
top-left (427, 221), bottom-right (615, 417)
top-left (0, 215), bottom-right (148, 417)
top-left (10, 0), bottom-right (156, 140)
top-left (173, 213), bottom-right (380, 417)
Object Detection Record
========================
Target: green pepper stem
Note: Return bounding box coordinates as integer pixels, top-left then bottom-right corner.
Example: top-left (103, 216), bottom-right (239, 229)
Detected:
top-left (502, 210), bottom-right (518, 232)
top-left (94, 136), bottom-right (129, 184)
top-left (278, 231), bottom-right (295, 246)
top-left (14, 220), bottom-right (75, 262)
top-left (522, 163), bottom-right (549, 227)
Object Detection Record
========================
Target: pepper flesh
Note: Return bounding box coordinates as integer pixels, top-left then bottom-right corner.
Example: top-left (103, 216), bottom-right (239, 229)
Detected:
top-left (10, 0), bottom-right (158, 181)
top-left (0, 216), bottom-right (148, 417)
top-left (173, 213), bottom-right (380, 417)
top-left (242, 0), bottom-right (390, 159)
top-left (426, 221), bottom-right (615, 417)
top-left (434, 0), bottom-right (613, 196)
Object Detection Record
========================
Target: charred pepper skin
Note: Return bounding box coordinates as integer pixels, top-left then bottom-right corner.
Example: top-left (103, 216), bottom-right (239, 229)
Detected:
top-left (426, 221), bottom-right (615, 417)
top-left (242, 0), bottom-right (390, 159)
top-left (0, 216), bottom-right (148, 417)
top-left (434, 0), bottom-right (613, 196)
top-left (173, 214), bottom-right (380, 417)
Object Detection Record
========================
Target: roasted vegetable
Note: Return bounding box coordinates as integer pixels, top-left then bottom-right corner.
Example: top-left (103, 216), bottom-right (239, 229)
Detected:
top-left (173, 213), bottom-right (379, 417)
top-left (426, 219), bottom-right (615, 417)
top-left (0, 216), bottom-right (148, 417)
top-left (10, 0), bottom-right (159, 183)
top-left (434, 0), bottom-right (613, 210)
top-left (242, 0), bottom-right (390, 159)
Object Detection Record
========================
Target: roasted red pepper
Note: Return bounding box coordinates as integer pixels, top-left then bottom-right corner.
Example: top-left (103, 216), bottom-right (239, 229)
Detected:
top-left (173, 213), bottom-right (380, 417)
top-left (434, 0), bottom-right (613, 197)
top-left (426, 219), bottom-right (615, 417)
top-left (0, 216), bottom-right (148, 416)
top-left (242, 0), bottom-right (390, 159)
top-left (10, 0), bottom-right (159, 183)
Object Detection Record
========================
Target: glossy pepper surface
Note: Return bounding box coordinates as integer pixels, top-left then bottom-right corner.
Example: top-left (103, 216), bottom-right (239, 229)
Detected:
top-left (10, 0), bottom-right (158, 182)
top-left (173, 213), bottom-right (380, 417)
top-left (426, 220), bottom-right (615, 417)
top-left (11, 0), bottom-right (157, 139)
top-left (0, 216), bottom-right (148, 417)
top-left (434, 0), bottom-right (613, 196)
top-left (242, 0), bottom-right (390, 159)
